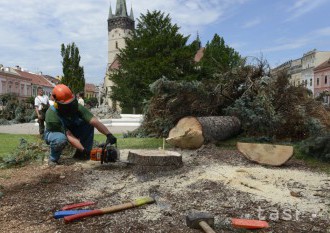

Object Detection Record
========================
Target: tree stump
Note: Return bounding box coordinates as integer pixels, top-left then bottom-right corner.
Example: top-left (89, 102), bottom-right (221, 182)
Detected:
top-left (128, 150), bottom-right (183, 171)
top-left (237, 142), bottom-right (294, 166)
top-left (166, 116), bottom-right (241, 149)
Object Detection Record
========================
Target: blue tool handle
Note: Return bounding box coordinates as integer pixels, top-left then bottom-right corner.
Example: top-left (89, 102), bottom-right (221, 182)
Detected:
top-left (54, 210), bottom-right (92, 219)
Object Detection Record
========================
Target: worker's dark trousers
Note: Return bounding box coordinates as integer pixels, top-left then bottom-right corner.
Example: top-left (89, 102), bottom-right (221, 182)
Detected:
top-left (38, 112), bottom-right (46, 135)
top-left (44, 119), bottom-right (94, 162)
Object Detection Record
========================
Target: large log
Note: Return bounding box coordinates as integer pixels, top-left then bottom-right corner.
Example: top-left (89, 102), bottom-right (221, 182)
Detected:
top-left (128, 150), bottom-right (183, 171)
top-left (237, 142), bottom-right (294, 166)
top-left (166, 116), bottom-right (241, 149)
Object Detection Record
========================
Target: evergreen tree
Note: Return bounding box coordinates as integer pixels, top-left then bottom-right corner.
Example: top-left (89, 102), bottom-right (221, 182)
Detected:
top-left (60, 42), bottom-right (85, 94)
top-left (200, 34), bottom-right (243, 80)
top-left (110, 10), bottom-right (198, 110)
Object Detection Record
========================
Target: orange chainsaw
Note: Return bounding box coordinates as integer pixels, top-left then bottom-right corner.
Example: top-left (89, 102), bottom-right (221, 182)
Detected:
top-left (90, 142), bottom-right (120, 164)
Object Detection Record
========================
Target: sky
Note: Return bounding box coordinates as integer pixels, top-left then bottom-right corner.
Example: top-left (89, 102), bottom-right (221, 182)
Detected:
top-left (1, 0), bottom-right (330, 84)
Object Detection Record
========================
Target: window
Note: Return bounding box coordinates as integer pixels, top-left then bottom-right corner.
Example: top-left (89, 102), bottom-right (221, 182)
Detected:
top-left (317, 78), bottom-right (319, 86)
top-left (115, 41), bottom-right (118, 49)
top-left (21, 84), bottom-right (24, 95)
top-left (325, 75), bottom-right (328, 84)
top-left (1, 81), bottom-right (6, 93)
top-left (309, 79), bottom-right (312, 86)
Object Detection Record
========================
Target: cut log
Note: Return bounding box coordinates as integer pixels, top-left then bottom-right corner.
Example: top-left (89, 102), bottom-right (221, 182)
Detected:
top-left (166, 116), bottom-right (241, 149)
top-left (128, 150), bottom-right (183, 171)
top-left (237, 142), bottom-right (294, 166)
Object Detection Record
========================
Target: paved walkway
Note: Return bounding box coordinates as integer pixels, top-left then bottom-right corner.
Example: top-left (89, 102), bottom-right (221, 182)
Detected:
top-left (0, 123), bottom-right (138, 135)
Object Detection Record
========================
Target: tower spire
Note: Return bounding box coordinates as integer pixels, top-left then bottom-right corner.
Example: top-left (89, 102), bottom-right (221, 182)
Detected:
top-left (115, 0), bottom-right (128, 17)
top-left (130, 3), bottom-right (134, 20)
top-left (108, 3), bottom-right (113, 19)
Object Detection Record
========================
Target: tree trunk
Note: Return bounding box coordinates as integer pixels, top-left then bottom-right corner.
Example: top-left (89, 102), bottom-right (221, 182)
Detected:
top-left (128, 150), bottom-right (183, 172)
top-left (166, 116), bottom-right (241, 149)
top-left (237, 142), bottom-right (294, 166)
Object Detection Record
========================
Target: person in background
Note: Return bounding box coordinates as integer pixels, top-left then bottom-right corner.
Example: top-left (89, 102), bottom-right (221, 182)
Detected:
top-left (44, 84), bottom-right (117, 166)
top-left (48, 94), bottom-right (55, 106)
top-left (77, 92), bottom-right (85, 106)
top-left (34, 87), bottom-right (49, 136)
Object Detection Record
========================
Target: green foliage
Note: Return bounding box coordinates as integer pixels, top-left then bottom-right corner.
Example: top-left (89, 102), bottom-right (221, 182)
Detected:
top-left (60, 42), bottom-right (85, 94)
top-left (85, 97), bottom-right (98, 108)
top-left (110, 10), bottom-right (198, 110)
top-left (298, 133), bottom-right (330, 162)
top-left (0, 139), bottom-right (47, 168)
top-left (199, 33), bottom-right (244, 80)
top-left (141, 77), bottom-right (237, 137)
top-left (0, 94), bottom-right (35, 123)
top-left (226, 68), bottom-right (328, 141)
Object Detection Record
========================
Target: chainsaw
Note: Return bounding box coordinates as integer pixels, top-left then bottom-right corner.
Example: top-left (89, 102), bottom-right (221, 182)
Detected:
top-left (90, 142), bottom-right (120, 164)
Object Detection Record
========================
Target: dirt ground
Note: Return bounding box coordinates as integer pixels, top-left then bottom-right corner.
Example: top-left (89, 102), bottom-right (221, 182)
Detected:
top-left (0, 145), bottom-right (329, 233)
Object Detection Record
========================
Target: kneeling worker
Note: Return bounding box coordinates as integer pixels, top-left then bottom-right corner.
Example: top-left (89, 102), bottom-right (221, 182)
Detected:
top-left (44, 84), bottom-right (117, 166)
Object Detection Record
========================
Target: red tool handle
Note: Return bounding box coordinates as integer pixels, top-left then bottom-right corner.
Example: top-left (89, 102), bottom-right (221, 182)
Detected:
top-left (231, 218), bottom-right (269, 229)
top-left (61, 201), bottom-right (96, 210)
top-left (64, 209), bottom-right (103, 223)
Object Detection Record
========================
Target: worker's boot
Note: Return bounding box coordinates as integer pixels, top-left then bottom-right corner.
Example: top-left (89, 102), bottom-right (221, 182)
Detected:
top-left (73, 149), bottom-right (89, 160)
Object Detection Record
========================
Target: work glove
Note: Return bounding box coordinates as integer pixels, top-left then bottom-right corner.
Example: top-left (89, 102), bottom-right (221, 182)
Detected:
top-left (106, 133), bottom-right (117, 145)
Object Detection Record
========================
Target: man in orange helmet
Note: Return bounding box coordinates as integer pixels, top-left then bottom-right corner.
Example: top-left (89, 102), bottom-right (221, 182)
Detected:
top-left (44, 84), bottom-right (117, 166)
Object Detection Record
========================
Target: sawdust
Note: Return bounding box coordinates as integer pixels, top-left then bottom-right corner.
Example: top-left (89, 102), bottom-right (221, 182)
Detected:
top-left (1, 147), bottom-right (329, 232)
top-left (73, 149), bottom-right (329, 221)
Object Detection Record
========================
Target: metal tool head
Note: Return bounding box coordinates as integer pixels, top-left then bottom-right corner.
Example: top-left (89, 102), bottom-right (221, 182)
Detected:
top-left (186, 211), bottom-right (214, 229)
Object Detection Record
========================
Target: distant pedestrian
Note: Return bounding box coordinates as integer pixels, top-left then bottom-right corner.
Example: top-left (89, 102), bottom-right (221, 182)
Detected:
top-left (34, 87), bottom-right (49, 136)
top-left (49, 94), bottom-right (55, 106)
top-left (77, 92), bottom-right (85, 106)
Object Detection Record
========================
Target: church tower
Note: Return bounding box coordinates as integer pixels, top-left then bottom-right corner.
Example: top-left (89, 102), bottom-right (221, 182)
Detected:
top-left (107, 0), bottom-right (134, 66)
top-left (104, 0), bottom-right (134, 108)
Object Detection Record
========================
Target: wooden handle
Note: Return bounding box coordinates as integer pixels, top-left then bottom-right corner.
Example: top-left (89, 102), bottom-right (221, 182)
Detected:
top-left (64, 197), bottom-right (155, 223)
top-left (199, 221), bottom-right (216, 233)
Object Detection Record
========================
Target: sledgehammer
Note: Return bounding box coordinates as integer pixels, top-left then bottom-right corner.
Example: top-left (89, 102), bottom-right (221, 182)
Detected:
top-left (186, 212), bottom-right (216, 233)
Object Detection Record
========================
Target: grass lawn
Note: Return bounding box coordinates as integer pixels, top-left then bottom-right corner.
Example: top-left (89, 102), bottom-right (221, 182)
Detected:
top-left (0, 133), bottom-right (166, 158)
top-left (0, 134), bottom-right (38, 157)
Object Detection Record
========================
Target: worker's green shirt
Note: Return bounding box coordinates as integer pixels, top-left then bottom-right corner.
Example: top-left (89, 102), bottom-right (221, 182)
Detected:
top-left (45, 104), bottom-right (94, 133)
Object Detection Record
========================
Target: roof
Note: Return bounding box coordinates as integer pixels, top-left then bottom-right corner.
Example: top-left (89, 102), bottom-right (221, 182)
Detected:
top-left (0, 69), bottom-right (32, 82)
top-left (85, 83), bottom-right (97, 93)
top-left (43, 75), bottom-right (60, 85)
top-left (194, 47), bottom-right (205, 62)
top-left (15, 69), bottom-right (53, 88)
top-left (109, 57), bottom-right (121, 70)
top-left (314, 59), bottom-right (330, 72)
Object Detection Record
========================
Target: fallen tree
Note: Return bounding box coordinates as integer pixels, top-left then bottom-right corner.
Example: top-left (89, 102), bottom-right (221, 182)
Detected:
top-left (166, 116), bottom-right (241, 149)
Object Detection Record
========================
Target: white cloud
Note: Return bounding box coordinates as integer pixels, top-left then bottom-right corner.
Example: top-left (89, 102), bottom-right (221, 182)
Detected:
top-left (242, 18), bottom-right (261, 29)
top-left (253, 26), bottom-right (330, 54)
top-left (285, 0), bottom-right (327, 21)
top-left (0, 0), bottom-right (250, 83)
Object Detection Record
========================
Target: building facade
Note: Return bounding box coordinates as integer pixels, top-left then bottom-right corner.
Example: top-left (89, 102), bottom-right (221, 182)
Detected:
top-left (0, 66), bottom-right (32, 99)
top-left (15, 68), bottom-right (54, 97)
top-left (301, 49), bottom-right (330, 93)
top-left (289, 58), bottom-right (302, 86)
top-left (85, 83), bottom-right (98, 98)
top-left (104, 0), bottom-right (134, 108)
top-left (314, 59), bottom-right (330, 105)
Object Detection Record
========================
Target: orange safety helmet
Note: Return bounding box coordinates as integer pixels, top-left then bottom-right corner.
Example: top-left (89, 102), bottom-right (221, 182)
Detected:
top-left (52, 84), bottom-right (75, 104)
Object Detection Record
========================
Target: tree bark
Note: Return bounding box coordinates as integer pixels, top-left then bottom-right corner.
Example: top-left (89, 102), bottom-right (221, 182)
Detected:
top-left (237, 142), bottom-right (294, 166)
top-left (166, 116), bottom-right (241, 149)
top-left (128, 150), bottom-right (183, 171)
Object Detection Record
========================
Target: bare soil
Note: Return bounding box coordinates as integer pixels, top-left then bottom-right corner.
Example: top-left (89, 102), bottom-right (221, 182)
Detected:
top-left (0, 145), bottom-right (329, 233)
